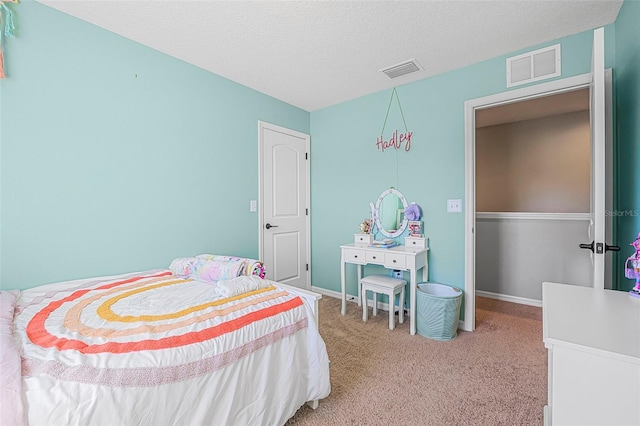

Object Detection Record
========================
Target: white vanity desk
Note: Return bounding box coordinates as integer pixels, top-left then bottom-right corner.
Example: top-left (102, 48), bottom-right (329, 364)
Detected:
top-left (340, 243), bottom-right (428, 335)
top-left (542, 282), bottom-right (640, 425)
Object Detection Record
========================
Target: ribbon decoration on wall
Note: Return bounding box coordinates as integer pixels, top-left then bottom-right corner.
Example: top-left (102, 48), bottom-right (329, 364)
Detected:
top-left (0, 0), bottom-right (18, 79)
top-left (376, 87), bottom-right (413, 152)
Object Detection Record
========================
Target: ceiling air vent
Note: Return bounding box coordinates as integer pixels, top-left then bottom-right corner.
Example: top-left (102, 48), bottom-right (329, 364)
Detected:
top-left (507, 44), bottom-right (561, 87)
top-left (380, 59), bottom-right (422, 79)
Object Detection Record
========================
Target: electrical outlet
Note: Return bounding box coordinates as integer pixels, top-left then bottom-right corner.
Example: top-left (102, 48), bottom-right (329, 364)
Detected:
top-left (392, 270), bottom-right (403, 279)
top-left (346, 295), bottom-right (358, 302)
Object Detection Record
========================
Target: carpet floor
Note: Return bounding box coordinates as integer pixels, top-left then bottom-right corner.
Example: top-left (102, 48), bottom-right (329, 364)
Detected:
top-left (286, 296), bottom-right (547, 426)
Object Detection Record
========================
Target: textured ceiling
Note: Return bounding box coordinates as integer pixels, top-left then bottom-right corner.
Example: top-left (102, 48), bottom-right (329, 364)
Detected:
top-left (38, 0), bottom-right (623, 112)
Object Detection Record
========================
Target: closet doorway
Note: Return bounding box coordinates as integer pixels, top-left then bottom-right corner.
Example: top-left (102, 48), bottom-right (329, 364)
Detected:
top-left (475, 89), bottom-right (591, 302)
top-left (462, 70), bottom-right (613, 331)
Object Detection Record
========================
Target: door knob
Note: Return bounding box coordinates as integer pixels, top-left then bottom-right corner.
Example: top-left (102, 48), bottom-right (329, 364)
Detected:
top-left (579, 241), bottom-right (594, 252)
top-left (579, 241), bottom-right (620, 253)
top-left (265, 223), bottom-right (278, 230)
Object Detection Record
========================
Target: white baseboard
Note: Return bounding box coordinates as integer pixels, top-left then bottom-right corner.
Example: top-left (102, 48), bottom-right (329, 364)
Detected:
top-left (476, 290), bottom-right (542, 307)
top-left (310, 286), bottom-right (342, 299)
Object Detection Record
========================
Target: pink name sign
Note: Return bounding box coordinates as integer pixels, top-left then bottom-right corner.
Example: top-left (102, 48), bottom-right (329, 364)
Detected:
top-left (376, 130), bottom-right (413, 152)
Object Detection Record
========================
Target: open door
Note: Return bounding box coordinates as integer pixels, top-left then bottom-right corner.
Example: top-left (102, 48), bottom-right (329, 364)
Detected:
top-left (579, 27), bottom-right (619, 289)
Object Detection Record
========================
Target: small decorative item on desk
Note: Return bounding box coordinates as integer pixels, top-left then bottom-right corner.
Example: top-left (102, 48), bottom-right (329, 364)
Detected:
top-left (355, 219), bottom-right (374, 246)
top-left (404, 202), bottom-right (422, 221)
top-left (405, 202), bottom-right (423, 236)
top-left (625, 232), bottom-right (640, 299)
top-left (370, 238), bottom-right (397, 249)
top-left (359, 219), bottom-right (372, 234)
top-left (408, 221), bottom-right (423, 237)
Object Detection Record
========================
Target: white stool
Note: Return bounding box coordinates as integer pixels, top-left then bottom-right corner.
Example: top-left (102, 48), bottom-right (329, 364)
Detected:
top-left (360, 275), bottom-right (406, 330)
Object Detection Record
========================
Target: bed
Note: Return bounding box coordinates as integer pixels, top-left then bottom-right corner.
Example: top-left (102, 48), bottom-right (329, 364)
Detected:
top-left (0, 255), bottom-right (331, 426)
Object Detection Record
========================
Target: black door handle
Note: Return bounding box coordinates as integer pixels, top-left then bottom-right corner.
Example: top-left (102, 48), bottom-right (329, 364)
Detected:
top-left (579, 241), bottom-right (594, 252)
top-left (265, 223), bottom-right (278, 230)
top-left (579, 241), bottom-right (620, 253)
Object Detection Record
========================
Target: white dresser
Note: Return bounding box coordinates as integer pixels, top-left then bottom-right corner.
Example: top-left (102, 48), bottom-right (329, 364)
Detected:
top-left (340, 244), bottom-right (428, 335)
top-left (542, 282), bottom-right (640, 425)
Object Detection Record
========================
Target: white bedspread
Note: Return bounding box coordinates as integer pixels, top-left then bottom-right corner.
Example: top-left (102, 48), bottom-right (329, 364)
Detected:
top-left (8, 270), bottom-right (330, 426)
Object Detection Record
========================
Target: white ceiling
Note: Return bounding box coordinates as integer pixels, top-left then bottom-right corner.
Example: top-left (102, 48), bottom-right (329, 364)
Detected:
top-left (38, 0), bottom-right (623, 112)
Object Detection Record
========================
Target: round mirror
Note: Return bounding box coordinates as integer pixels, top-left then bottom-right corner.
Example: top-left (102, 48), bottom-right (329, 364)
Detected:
top-left (373, 188), bottom-right (408, 238)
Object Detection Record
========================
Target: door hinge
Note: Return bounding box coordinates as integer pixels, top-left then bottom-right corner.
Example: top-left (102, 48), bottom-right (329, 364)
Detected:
top-left (306, 263), bottom-right (309, 271)
top-left (305, 152), bottom-right (308, 160)
top-left (306, 208), bottom-right (309, 216)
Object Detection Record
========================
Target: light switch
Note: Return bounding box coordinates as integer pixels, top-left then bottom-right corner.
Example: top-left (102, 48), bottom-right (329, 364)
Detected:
top-left (250, 200), bottom-right (257, 212)
top-left (447, 199), bottom-right (462, 213)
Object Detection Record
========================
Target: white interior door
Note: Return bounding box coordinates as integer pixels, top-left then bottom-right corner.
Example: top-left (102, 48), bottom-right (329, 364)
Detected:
top-left (258, 121), bottom-right (310, 289)
top-left (584, 27), bottom-right (607, 289)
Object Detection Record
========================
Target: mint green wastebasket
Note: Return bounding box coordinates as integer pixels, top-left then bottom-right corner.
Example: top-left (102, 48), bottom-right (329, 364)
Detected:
top-left (416, 283), bottom-right (463, 341)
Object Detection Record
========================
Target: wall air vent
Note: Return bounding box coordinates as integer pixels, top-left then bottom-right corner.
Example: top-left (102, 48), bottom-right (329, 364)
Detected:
top-left (507, 44), bottom-right (561, 87)
top-left (380, 59), bottom-right (423, 79)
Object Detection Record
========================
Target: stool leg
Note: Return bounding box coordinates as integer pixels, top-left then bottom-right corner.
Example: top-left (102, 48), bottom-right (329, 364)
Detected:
top-left (399, 287), bottom-right (405, 324)
top-left (362, 288), bottom-right (368, 322)
top-left (373, 292), bottom-right (378, 316)
top-left (388, 291), bottom-right (394, 330)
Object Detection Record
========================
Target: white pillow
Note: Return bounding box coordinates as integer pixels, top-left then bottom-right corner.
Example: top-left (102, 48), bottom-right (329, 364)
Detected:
top-left (215, 276), bottom-right (270, 298)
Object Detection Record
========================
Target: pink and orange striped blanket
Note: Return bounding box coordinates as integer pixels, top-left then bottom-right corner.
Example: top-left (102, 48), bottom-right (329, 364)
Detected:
top-left (2, 270), bottom-right (330, 425)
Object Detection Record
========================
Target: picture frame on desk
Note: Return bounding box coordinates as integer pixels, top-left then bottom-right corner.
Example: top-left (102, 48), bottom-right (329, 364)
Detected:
top-left (408, 220), bottom-right (423, 237)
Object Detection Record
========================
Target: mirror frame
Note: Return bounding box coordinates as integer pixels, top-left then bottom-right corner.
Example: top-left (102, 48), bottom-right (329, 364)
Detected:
top-left (372, 188), bottom-right (409, 238)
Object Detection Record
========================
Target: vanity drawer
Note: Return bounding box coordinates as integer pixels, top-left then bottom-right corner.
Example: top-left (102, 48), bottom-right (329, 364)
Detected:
top-left (365, 251), bottom-right (384, 265)
top-left (354, 233), bottom-right (373, 246)
top-left (384, 253), bottom-right (406, 269)
top-left (405, 237), bottom-right (426, 249)
top-left (343, 248), bottom-right (366, 264)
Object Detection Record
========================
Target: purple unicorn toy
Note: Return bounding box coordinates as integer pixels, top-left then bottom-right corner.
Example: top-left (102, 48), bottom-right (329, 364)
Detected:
top-left (626, 232), bottom-right (640, 299)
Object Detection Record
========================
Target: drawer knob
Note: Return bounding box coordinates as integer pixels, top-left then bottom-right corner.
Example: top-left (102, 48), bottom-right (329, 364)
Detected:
top-left (354, 255), bottom-right (358, 258)
top-left (393, 260), bottom-right (396, 263)
top-left (373, 256), bottom-right (377, 259)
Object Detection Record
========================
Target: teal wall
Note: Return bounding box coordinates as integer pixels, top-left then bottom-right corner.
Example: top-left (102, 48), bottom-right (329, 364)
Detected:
top-left (310, 26), bottom-right (616, 303)
top-left (0, 1), bottom-right (309, 289)
top-left (614, 0), bottom-right (640, 291)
